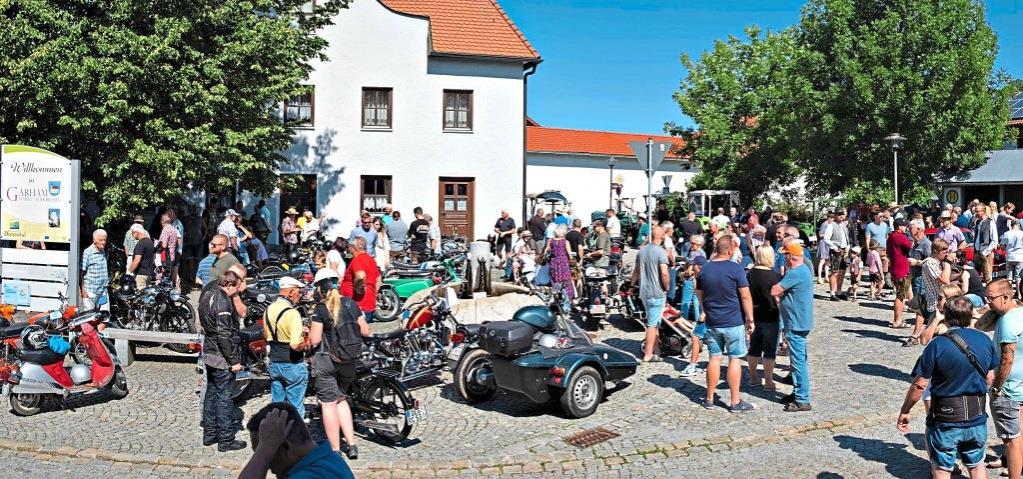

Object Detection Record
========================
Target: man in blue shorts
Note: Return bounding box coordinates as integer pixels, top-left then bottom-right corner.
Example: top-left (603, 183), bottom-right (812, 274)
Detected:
top-left (697, 235), bottom-right (755, 412)
top-left (897, 296), bottom-right (995, 479)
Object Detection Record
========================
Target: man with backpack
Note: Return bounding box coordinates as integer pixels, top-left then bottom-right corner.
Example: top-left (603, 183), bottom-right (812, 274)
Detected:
top-left (308, 268), bottom-right (371, 460)
top-left (264, 276), bottom-right (312, 419)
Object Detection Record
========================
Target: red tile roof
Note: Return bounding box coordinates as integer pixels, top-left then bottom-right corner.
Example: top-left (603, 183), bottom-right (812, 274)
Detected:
top-left (1010, 118), bottom-right (1023, 127)
top-left (380, 0), bottom-right (539, 60)
top-left (527, 125), bottom-right (686, 159)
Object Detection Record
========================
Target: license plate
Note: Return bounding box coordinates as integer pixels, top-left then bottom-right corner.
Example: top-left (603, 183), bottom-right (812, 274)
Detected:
top-left (447, 343), bottom-right (465, 361)
top-left (405, 405), bottom-right (427, 425)
top-left (589, 304), bottom-right (606, 315)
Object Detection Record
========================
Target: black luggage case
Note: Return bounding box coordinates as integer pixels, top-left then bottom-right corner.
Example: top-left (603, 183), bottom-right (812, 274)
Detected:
top-left (480, 321), bottom-right (536, 357)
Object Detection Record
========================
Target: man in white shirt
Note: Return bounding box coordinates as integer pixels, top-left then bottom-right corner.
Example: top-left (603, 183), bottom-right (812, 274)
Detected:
top-left (712, 208), bottom-right (731, 229)
top-left (975, 205), bottom-right (999, 282)
top-left (605, 209), bottom-right (622, 240)
top-left (217, 210), bottom-right (240, 252)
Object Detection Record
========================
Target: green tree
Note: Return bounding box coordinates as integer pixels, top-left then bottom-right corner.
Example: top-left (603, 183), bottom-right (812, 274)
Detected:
top-left (669, 26), bottom-right (799, 205)
top-left (0, 0), bottom-right (348, 223)
top-left (673, 0), bottom-right (1014, 203)
top-left (789, 0), bottom-right (1011, 197)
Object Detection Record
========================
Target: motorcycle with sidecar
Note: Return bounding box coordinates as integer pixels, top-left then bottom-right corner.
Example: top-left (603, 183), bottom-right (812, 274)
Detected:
top-left (451, 286), bottom-right (638, 418)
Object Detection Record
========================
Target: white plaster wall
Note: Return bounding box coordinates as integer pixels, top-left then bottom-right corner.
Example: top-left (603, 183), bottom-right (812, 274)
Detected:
top-left (526, 153), bottom-right (697, 224)
top-left (278, 0), bottom-right (526, 240)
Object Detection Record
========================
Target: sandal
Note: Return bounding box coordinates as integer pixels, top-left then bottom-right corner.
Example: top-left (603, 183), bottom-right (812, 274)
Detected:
top-left (902, 336), bottom-right (921, 347)
top-left (889, 323), bottom-right (911, 329)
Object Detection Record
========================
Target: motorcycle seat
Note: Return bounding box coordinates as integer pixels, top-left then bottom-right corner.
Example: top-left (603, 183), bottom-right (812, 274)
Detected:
top-left (238, 324), bottom-right (264, 343)
top-left (1, 321), bottom-right (30, 340)
top-left (373, 329), bottom-right (406, 341)
top-left (17, 347), bottom-right (65, 365)
top-left (388, 270), bottom-right (434, 278)
top-left (462, 324), bottom-right (483, 336)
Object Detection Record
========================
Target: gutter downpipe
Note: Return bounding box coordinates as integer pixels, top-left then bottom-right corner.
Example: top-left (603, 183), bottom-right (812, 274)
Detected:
top-left (522, 61), bottom-right (539, 226)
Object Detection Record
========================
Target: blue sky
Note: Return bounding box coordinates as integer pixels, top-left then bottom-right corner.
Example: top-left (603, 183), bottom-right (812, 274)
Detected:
top-left (500, 0), bottom-right (1023, 135)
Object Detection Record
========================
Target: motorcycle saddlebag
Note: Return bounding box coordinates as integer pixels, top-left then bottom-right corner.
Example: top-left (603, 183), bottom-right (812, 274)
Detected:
top-left (480, 321), bottom-right (536, 357)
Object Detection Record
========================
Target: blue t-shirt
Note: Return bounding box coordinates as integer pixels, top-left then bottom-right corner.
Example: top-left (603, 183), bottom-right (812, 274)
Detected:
top-left (195, 254), bottom-right (216, 285)
top-left (995, 307), bottom-right (1023, 401)
top-left (696, 259), bottom-right (748, 328)
top-left (778, 263), bottom-right (814, 332)
top-left (348, 228), bottom-right (379, 257)
top-left (865, 222), bottom-right (892, 248)
top-left (288, 441), bottom-right (356, 479)
top-left (912, 328), bottom-right (997, 427)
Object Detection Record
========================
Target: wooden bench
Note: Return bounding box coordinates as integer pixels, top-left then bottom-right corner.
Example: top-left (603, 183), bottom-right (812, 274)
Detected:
top-left (100, 328), bottom-right (200, 367)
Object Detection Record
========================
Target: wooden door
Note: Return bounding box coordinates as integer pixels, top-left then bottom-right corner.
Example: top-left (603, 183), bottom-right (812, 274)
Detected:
top-left (438, 178), bottom-right (474, 239)
top-left (280, 174), bottom-right (317, 220)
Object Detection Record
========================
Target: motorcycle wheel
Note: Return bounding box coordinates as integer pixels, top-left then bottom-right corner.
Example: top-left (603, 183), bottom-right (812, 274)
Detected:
top-left (359, 377), bottom-right (413, 444)
top-left (164, 299), bottom-right (198, 354)
top-left (559, 366), bottom-right (603, 418)
top-left (106, 366), bottom-right (129, 399)
top-left (9, 393), bottom-right (43, 416)
top-left (454, 348), bottom-right (497, 404)
top-left (374, 289), bottom-right (401, 322)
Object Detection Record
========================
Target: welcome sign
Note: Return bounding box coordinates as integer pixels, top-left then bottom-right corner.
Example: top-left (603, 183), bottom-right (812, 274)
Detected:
top-left (0, 145), bottom-right (73, 242)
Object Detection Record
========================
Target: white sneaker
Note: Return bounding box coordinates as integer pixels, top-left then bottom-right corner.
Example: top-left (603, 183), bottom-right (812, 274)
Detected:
top-left (681, 364), bottom-right (699, 377)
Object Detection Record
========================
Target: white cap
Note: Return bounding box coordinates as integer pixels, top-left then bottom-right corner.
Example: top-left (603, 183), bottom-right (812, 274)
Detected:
top-left (225, 209), bottom-right (239, 217)
top-left (313, 268), bottom-right (338, 285)
top-left (278, 276), bottom-right (305, 290)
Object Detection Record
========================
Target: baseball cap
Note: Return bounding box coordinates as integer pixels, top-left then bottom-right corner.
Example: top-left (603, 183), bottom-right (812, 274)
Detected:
top-left (225, 209), bottom-right (238, 217)
top-left (133, 215), bottom-right (144, 223)
top-left (781, 242), bottom-right (804, 257)
top-left (894, 218), bottom-right (908, 228)
top-left (692, 256), bottom-right (708, 267)
top-left (278, 276), bottom-right (305, 290)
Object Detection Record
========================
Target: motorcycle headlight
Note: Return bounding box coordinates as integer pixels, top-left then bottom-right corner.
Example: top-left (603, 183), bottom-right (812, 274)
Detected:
top-left (257, 293), bottom-right (267, 303)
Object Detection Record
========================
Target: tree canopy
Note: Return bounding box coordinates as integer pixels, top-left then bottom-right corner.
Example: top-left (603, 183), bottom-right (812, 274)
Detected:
top-left (0, 0), bottom-right (348, 223)
top-left (672, 0), bottom-right (1015, 204)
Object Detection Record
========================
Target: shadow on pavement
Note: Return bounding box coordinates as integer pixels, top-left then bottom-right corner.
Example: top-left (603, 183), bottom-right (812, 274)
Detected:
top-left (833, 315), bottom-right (890, 328)
top-left (435, 383), bottom-right (550, 418)
top-left (833, 434), bottom-right (930, 478)
top-left (848, 363), bottom-right (912, 382)
top-left (858, 302), bottom-right (894, 311)
top-left (840, 328), bottom-right (905, 343)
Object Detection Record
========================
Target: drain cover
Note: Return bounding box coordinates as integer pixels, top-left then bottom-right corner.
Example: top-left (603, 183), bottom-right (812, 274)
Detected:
top-left (563, 427), bottom-right (620, 448)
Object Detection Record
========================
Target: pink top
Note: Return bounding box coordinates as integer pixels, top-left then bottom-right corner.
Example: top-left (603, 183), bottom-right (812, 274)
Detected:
top-left (867, 249), bottom-right (882, 274)
top-left (159, 224), bottom-right (178, 263)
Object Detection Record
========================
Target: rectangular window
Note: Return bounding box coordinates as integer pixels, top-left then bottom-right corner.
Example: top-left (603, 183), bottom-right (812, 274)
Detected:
top-left (443, 90), bottom-right (473, 131)
top-left (284, 86), bottom-right (314, 126)
top-left (300, 1), bottom-right (315, 15)
top-left (362, 88), bottom-right (393, 129)
top-left (361, 175), bottom-right (392, 213)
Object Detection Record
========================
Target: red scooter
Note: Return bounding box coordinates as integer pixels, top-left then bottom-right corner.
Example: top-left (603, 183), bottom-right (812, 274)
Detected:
top-left (2, 297), bottom-right (128, 416)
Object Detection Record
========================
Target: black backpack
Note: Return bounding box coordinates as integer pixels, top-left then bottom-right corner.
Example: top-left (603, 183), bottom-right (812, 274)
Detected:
top-left (324, 297), bottom-right (364, 362)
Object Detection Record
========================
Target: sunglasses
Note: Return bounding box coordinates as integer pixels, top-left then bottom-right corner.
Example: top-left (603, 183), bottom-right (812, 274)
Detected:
top-left (987, 294), bottom-right (1009, 302)
top-left (211, 242), bottom-right (226, 247)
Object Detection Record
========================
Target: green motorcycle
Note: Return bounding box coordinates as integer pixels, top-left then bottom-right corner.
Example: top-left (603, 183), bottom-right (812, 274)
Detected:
top-left (375, 255), bottom-right (465, 322)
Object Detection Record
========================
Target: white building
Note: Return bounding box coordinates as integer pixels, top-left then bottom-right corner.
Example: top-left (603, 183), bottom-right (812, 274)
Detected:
top-left (526, 121), bottom-right (695, 223)
top-left (261, 0), bottom-right (540, 241)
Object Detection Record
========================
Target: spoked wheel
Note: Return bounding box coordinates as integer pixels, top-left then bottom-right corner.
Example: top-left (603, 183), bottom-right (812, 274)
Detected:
top-left (164, 299), bottom-right (198, 354)
top-left (374, 289), bottom-right (401, 322)
top-left (454, 349), bottom-right (497, 403)
top-left (559, 366), bottom-right (603, 418)
top-left (259, 265), bottom-right (285, 280)
top-left (358, 377), bottom-right (414, 444)
top-left (9, 393), bottom-right (43, 416)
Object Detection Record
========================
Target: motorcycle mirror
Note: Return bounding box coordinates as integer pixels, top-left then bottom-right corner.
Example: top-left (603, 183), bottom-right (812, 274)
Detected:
top-left (444, 286), bottom-right (460, 310)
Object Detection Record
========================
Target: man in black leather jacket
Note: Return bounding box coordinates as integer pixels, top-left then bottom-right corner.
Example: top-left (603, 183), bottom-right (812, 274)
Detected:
top-left (199, 269), bottom-right (247, 452)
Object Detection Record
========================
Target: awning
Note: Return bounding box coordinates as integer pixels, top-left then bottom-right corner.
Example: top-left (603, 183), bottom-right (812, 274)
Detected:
top-left (945, 149), bottom-right (1023, 185)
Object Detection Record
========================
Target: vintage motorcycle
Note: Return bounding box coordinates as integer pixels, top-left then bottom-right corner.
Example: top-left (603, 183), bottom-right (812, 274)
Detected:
top-left (452, 286), bottom-right (639, 418)
top-left (111, 273), bottom-right (197, 353)
top-left (2, 297), bottom-right (129, 416)
top-left (375, 254), bottom-right (466, 322)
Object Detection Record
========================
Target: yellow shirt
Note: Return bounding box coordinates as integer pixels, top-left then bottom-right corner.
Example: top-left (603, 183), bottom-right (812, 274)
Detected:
top-left (264, 298), bottom-right (305, 348)
top-left (296, 216), bottom-right (307, 230)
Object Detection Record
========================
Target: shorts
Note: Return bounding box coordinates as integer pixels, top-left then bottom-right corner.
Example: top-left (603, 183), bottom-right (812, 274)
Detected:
top-left (645, 297), bottom-right (666, 328)
top-left (704, 324), bottom-right (748, 358)
top-left (829, 253), bottom-right (847, 271)
top-left (497, 236), bottom-right (512, 253)
top-left (990, 394), bottom-right (1022, 440)
top-left (975, 254), bottom-right (991, 276)
top-left (893, 276), bottom-right (912, 301)
top-left (747, 322), bottom-right (780, 359)
top-left (926, 422), bottom-right (987, 472)
top-left (693, 321), bottom-right (707, 339)
top-left (311, 354), bottom-right (356, 403)
top-left (869, 273), bottom-right (882, 285)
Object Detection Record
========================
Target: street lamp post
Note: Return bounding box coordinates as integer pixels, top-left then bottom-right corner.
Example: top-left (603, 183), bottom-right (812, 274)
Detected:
top-left (884, 133), bottom-right (906, 204)
top-left (608, 156), bottom-right (617, 210)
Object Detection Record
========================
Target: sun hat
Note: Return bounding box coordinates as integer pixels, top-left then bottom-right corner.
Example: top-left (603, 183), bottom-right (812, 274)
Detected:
top-left (278, 276), bottom-right (305, 290)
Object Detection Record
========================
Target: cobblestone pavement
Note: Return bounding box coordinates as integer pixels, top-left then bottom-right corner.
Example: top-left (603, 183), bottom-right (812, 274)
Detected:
top-left (0, 282), bottom-right (998, 478)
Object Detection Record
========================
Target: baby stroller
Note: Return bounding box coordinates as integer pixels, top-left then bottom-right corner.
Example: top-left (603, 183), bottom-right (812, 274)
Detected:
top-left (619, 281), bottom-right (696, 357)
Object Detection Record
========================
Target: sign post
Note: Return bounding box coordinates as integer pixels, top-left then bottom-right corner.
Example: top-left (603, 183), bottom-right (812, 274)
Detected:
top-left (629, 139), bottom-right (672, 224)
top-left (0, 145), bottom-right (81, 311)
